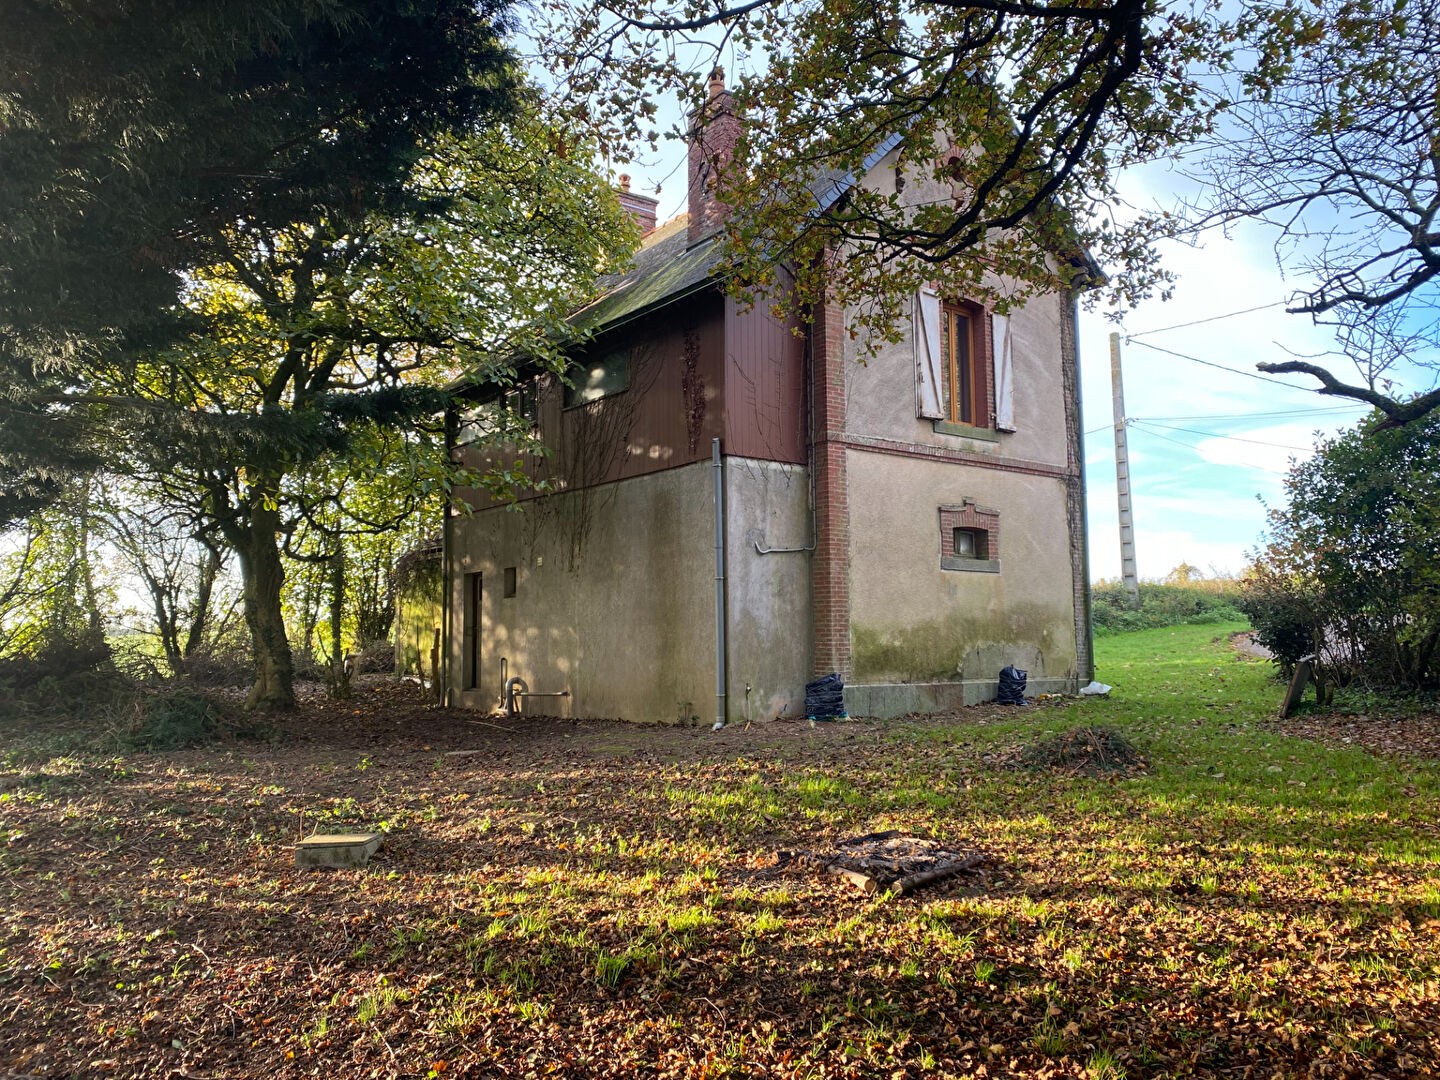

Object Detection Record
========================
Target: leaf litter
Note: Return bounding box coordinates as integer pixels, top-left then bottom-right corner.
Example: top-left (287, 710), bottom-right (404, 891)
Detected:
top-left (0, 642), bottom-right (1438, 1079)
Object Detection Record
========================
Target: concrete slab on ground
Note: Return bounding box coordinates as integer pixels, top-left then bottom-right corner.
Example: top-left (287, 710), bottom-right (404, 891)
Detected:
top-left (295, 832), bottom-right (382, 868)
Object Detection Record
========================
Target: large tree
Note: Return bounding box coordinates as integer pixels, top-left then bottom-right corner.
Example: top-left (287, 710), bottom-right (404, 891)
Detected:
top-left (534, 0), bottom-right (1228, 342)
top-left (0, 0), bottom-right (516, 525)
top-left (97, 114), bottom-right (632, 709)
top-left (1185, 0), bottom-right (1440, 425)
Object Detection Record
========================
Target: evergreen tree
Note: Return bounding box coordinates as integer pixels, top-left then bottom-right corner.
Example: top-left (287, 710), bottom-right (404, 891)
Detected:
top-left (0, 0), bottom-right (517, 524)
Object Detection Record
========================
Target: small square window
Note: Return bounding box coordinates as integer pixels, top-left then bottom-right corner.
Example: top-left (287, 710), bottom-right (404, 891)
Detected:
top-left (939, 503), bottom-right (1000, 573)
top-left (503, 566), bottom-right (517, 597)
top-left (953, 527), bottom-right (988, 560)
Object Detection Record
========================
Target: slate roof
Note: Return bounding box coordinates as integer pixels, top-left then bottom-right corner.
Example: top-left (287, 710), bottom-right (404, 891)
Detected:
top-left (570, 215), bottom-right (724, 334)
top-left (569, 137), bottom-right (910, 338)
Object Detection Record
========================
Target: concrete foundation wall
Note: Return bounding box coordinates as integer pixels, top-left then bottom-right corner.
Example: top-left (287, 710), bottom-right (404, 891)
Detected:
top-left (723, 457), bottom-right (813, 723)
top-left (844, 449), bottom-right (1080, 711)
top-left (448, 462), bottom-right (716, 723)
top-left (447, 455), bottom-right (811, 725)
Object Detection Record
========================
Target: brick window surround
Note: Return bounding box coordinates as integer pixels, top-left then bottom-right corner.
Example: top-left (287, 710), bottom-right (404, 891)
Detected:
top-left (939, 502), bottom-right (1000, 573)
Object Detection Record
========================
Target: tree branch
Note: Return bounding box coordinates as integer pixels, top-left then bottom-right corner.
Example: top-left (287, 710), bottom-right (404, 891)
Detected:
top-left (1255, 359), bottom-right (1440, 427)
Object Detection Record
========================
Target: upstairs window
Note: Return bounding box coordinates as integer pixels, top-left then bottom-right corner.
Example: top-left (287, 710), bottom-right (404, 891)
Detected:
top-left (456, 380), bottom-right (539, 446)
top-left (565, 348), bottom-right (630, 407)
top-left (941, 300), bottom-right (989, 429)
top-left (916, 292), bottom-right (1006, 433)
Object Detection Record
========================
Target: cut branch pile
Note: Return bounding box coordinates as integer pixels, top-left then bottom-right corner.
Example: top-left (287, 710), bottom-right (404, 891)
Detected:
top-left (776, 830), bottom-right (991, 896)
top-left (1010, 724), bottom-right (1146, 776)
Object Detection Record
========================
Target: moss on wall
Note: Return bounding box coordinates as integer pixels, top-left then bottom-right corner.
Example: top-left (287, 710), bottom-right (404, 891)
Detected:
top-left (851, 602), bottom-right (1073, 684)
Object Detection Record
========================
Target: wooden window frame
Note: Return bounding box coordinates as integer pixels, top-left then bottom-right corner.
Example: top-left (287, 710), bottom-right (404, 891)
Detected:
top-left (455, 377), bottom-right (541, 448)
top-left (941, 300), bottom-right (991, 430)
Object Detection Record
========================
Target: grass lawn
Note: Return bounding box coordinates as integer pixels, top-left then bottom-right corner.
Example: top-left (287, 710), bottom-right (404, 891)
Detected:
top-left (2, 623), bottom-right (1438, 1078)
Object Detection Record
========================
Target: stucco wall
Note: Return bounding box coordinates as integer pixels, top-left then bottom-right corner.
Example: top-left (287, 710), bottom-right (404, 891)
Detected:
top-left (448, 462), bottom-right (716, 723)
top-left (830, 148), bottom-right (1084, 717)
top-left (849, 147), bottom-right (1072, 469)
top-left (447, 455), bottom-right (810, 725)
top-left (843, 286), bottom-right (1070, 469)
top-left (724, 457), bottom-right (812, 723)
top-left (845, 449), bottom-right (1079, 707)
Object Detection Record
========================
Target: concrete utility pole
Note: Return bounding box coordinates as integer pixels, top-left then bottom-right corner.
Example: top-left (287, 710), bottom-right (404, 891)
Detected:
top-left (1110, 332), bottom-right (1140, 608)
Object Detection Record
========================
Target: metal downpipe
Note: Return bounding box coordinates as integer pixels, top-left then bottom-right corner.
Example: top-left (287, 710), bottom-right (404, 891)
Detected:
top-left (712, 437), bottom-right (727, 731)
top-left (440, 407), bottom-right (454, 706)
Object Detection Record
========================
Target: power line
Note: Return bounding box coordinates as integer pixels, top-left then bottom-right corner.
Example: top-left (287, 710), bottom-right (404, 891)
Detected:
top-left (1133, 420), bottom-right (1314, 452)
top-left (1083, 404), bottom-right (1360, 438)
top-left (1124, 301), bottom-right (1288, 339)
top-left (1127, 339), bottom-right (1331, 395)
top-left (1140, 405), bottom-right (1363, 422)
top-left (1129, 424), bottom-right (1208, 455)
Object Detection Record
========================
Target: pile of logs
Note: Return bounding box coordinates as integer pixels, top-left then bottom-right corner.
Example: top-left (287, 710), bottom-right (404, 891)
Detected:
top-left (776, 830), bottom-right (990, 896)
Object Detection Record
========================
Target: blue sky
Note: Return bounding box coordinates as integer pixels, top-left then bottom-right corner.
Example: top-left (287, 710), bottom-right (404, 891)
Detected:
top-left (1075, 213), bottom-right (1373, 582)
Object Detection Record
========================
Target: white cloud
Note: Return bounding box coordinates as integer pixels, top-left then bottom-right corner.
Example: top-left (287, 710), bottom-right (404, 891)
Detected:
top-left (1191, 422), bottom-right (1318, 474)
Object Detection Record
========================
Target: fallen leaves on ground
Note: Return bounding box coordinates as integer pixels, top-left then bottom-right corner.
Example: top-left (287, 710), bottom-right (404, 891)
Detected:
top-left (1, 650), bottom-right (1438, 1079)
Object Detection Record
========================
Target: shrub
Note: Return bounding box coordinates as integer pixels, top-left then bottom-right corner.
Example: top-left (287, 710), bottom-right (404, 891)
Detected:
top-left (1241, 410), bottom-right (1440, 692)
top-left (0, 639), bottom-right (114, 691)
top-left (1091, 580), bottom-right (1245, 636)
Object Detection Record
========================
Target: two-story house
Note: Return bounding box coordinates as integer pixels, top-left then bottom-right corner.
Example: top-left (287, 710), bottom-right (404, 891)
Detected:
top-left (441, 73), bottom-right (1094, 724)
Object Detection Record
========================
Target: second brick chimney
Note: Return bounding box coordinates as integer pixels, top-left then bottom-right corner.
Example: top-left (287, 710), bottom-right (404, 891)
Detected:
top-left (687, 67), bottom-right (741, 246)
top-left (616, 174), bottom-right (658, 236)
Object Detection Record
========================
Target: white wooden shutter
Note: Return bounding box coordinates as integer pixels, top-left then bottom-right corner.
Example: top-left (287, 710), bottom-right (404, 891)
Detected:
top-left (915, 289), bottom-right (944, 419)
top-left (992, 312), bottom-right (1015, 431)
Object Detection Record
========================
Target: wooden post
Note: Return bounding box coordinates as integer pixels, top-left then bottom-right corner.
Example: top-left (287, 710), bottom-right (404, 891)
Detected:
top-left (1279, 659), bottom-right (1312, 717)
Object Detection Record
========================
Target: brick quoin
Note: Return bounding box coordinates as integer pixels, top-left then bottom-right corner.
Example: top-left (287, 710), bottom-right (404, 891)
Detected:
top-left (810, 282), bottom-right (851, 681)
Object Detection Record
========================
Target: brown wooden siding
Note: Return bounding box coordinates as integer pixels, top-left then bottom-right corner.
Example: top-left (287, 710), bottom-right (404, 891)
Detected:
top-left (722, 279), bottom-right (807, 464)
top-left (455, 291), bottom-right (727, 511)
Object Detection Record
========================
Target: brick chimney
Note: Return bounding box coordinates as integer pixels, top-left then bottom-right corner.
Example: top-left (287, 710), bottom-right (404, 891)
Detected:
top-left (687, 67), bottom-right (741, 246)
top-left (616, 174), bottom-right (658, 236)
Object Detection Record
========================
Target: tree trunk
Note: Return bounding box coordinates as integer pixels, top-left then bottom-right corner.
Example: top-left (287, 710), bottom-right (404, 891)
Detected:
top-left (76, 477), bottom-right (107, 648)
top-left (326, 546), bottom-right (351, 700)
top-left (182, 545), bottom-right (221, 661)
top-left (237, 505), bottom-right (295, 710)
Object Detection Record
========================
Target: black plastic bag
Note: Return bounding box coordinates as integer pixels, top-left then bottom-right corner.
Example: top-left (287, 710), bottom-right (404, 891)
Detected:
top-left (805, 673), bottom-right (847, 721)
top-left (996, 665), bottom-right (1028, 705)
